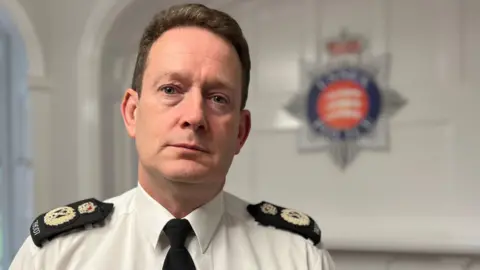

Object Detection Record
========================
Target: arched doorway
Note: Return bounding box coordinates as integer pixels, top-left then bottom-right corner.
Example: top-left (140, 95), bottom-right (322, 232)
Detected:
top-left (77, 0), bottom-right (242, 200)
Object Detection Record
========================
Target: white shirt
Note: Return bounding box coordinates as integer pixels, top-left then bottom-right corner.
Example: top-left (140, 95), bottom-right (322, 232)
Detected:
top-left (10, 184), bottom-right (335, 270)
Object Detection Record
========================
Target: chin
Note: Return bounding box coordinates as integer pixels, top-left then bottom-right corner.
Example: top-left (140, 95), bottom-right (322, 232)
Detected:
top-left (161, 160), bottom-right (213, 182)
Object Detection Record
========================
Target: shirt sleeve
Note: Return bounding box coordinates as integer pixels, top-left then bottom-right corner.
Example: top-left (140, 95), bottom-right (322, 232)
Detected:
top-left (8, 237), bottom-right (37, 270)
top-left (308, 243), bottom-right (336, 270)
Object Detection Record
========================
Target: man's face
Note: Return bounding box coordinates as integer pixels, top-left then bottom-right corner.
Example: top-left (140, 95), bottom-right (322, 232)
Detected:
top-left (122, 26), bottom-right (251, 185)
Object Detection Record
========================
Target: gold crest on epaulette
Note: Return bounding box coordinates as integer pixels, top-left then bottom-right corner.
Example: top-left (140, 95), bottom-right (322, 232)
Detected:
top-left (44, 206), bottom-right (77, 226)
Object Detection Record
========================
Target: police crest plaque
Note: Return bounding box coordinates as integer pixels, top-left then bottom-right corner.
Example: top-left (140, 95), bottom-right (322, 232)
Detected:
top-left (285, 30), bottom-right (407, 169)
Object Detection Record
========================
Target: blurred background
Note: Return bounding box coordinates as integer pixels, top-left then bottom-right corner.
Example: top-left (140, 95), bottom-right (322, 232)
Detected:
top-left (0, 0), bottom-right (479, 269)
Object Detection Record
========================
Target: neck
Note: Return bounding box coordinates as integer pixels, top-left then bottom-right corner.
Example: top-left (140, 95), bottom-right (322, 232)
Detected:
top-left (138, 164), bottom-right (224, 218)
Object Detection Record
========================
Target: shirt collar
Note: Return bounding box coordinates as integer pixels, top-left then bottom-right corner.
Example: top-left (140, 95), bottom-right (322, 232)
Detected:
top-left (135, 183), bottom-right (225, 254)
top-left (184, 188), bottom-right (224, 253)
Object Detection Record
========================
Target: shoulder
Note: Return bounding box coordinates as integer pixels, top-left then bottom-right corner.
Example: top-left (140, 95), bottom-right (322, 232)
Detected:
top-left (223, 192), bottom-right (322, 246)
top-left (9, 189), bottom-right (137, 269)
top-left (29, 188), bottom-right (136, 248)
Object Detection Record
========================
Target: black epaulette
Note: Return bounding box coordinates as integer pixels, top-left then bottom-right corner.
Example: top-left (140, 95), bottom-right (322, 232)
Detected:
top-left (30, 198), bottom-right (114, 247)
top-left (247, 201), bottom-right (321, 245)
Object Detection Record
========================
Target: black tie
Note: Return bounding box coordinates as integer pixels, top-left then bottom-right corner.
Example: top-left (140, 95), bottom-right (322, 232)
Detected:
top-left (162, 219), bottom-right (196, 270)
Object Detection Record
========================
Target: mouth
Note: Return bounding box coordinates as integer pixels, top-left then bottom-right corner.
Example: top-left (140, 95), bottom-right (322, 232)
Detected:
top-left (169, 143), bottom-right (209, 153)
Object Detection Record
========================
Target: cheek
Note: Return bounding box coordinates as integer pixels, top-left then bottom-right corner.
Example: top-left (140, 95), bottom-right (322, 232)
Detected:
top-left (213, 117), bottom-right (240, 145)
top-left (136, 108), bottom-right (169, 143)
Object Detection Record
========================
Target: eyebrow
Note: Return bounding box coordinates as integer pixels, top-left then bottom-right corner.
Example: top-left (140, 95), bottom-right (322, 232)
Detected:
top-left (152, 71), bottom-right (237, 92)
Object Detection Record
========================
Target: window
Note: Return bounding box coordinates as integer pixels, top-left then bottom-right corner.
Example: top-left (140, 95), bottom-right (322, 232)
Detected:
top-left (0, 24), bottom-right (10, 270)
top-left (0, 10), bottom-right (33, 269)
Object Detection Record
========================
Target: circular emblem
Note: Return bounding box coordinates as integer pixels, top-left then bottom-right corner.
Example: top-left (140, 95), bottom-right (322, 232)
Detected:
top-left (44, 206), bottom-right (77, 227)
top-left (78, 202), bottom-right (97, 214)
top-left (260, 203), bottom-right (278, 215)
top-left (306, 67), bottom-right (382, 141)
top-left (280, 209), bottom-right (310, 226)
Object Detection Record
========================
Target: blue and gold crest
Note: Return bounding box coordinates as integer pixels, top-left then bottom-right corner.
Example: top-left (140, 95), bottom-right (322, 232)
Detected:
top-left (285, 30), bottom-right (407, 169)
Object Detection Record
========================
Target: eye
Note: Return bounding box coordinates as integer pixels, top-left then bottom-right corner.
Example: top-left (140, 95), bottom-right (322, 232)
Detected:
top-left (211, 95), bottom-right (228, 104)
top-left (160, 85), bottom-right (179, 95)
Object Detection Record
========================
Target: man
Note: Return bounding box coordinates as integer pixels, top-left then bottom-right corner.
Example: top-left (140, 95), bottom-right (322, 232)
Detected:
top-left (10, 3), bottom-right (335, 269)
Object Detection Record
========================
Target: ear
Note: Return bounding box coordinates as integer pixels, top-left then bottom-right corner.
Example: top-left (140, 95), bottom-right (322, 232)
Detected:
top-left (235, 109), bottom-right (251, 155)
top-left (121, 88), bottom-right (139, 138)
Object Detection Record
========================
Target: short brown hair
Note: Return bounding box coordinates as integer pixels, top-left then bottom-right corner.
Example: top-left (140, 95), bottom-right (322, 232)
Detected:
top-left (131, 3), bottom-right (251, 109)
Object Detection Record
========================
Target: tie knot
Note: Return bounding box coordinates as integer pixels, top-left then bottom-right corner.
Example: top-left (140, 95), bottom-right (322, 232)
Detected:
top-left (163, 219), bottom-right (193, 248)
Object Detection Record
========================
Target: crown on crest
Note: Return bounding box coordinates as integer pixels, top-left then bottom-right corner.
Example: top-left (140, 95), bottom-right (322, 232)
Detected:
top-left (326, 29), bottom-right (365, 56)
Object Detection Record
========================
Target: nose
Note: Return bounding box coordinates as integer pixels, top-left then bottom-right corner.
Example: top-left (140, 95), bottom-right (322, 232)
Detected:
top-left (180, 89), bottom-right (207, 131)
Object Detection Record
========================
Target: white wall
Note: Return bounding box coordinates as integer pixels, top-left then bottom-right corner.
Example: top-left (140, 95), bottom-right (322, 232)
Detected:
top-left (4, 0), bottom-right (480, 269)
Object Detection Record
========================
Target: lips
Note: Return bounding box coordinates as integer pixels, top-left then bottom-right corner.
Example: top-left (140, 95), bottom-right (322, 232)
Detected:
top-left (170, 143), bottom-right (209, 153)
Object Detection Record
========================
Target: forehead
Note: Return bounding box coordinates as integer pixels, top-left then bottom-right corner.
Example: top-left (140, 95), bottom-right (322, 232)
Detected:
top-left (146, 26), bottom-right (241, 76)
